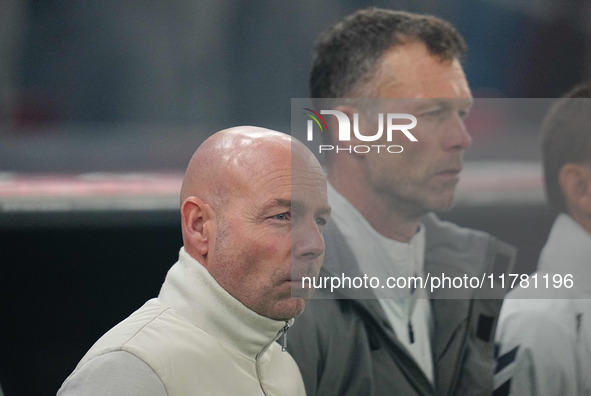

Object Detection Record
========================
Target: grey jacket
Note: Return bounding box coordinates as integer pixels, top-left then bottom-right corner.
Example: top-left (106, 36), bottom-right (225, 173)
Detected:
top-left (288, 213), bottom-right (516, 396)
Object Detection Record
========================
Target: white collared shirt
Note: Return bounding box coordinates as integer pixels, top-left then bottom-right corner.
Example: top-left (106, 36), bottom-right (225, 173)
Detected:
top-left (328, 184), bottom-right (434, 383)
top-left (494, 214), bottom-right (591, 396)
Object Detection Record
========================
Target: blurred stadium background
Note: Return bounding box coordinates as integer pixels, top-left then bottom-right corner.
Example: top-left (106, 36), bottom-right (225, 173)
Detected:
top-left (1, 1), bottom-right (589, 394)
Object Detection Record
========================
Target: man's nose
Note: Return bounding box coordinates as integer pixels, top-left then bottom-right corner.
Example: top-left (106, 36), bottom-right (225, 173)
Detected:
top-left (444, 114), bottom-right (472, 151)
top-left (292, 219), bottom-right (325, 260)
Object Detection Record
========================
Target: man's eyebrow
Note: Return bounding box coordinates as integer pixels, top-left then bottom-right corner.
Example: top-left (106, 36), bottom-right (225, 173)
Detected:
top-left (273, 199), bottom-right (304, 213)
top-left (413, 98), bottom-right (472, 110)
top-left (414, 99), bottom-right (449, 110)
top-left (292, 200), bottom-right (332, 217)
top-left (316, 206), bottom-right (332, 217)
top-left (262, 198), bottom-right (291, 212)
top-left (273, 198), bottom-right (291, 208)
top-left (264, 198), bottom-right (331, 216)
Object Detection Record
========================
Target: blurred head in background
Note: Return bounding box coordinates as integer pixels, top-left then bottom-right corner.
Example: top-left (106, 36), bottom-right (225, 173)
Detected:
top-left (541, 82), bottom-right (591, 233)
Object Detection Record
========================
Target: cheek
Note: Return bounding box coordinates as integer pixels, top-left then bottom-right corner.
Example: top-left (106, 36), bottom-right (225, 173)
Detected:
top-left (368, 150), bottom-right (411, 176)
top-left (401, 140), bottom-right (436, 170)
top-left (242, 236), bottom-right (288, 277)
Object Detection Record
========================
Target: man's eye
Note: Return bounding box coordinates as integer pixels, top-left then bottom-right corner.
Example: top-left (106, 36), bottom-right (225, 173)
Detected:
top-left (273, 213), bottom-right (289, 220)
top-left (421, 109), bottom-right (446, 119)
top-left (315, 217), bottom-right (327, 226)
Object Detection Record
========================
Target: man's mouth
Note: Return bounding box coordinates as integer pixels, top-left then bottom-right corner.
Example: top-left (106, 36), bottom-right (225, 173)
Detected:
top-left (435, 166), bottom-right (462, 180)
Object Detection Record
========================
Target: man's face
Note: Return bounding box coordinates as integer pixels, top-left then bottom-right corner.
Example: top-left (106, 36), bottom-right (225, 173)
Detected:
top-left (209, 148), bottom-right (330, 321)
top-left (359, 42), bottom-right (473, 217)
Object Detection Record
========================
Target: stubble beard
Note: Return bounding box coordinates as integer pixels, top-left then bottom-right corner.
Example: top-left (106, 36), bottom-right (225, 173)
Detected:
top-left (380, 179), bottom-right (458, 221)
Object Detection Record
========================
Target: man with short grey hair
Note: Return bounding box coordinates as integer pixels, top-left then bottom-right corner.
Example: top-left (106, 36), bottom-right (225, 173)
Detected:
top-left (288, 8), bottom-right (516, 395)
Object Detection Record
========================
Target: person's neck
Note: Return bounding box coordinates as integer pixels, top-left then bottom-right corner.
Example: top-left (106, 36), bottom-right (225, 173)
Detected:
top-left (330, 176), bottom-right (420, 243)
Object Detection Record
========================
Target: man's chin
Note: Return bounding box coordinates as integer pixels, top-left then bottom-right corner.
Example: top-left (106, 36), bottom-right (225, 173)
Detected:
top-left (290, 281), bottom-right (316, 300)
top-left (268, 298), bottom-right (306, 321)
top-left (425, 191), bottom-right (456, 213)
top-left (431, 201), bottom-right (455, 214)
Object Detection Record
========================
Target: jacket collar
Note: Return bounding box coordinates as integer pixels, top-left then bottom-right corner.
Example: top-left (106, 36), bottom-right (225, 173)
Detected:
top-left (319, 221), bottom-right (435, 393)
top-left (319, 206), bottom-right (515, 395)
top-left (538, 213), bottom-right (591, 294)
top-left (320, 220), bottom-right (382, 299)
top-left (158, 248), bottom-right (292, 359)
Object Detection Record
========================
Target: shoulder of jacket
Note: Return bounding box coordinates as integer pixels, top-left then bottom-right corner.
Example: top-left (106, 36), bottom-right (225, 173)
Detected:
top-left (422, 213), bottom-right (517, 274)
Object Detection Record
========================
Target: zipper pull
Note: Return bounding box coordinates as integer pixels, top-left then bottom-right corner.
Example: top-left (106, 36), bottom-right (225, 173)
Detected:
top-left (408, 320), bottom-right (415, 344)
top-left (281, 321), bottom-right (291, 352)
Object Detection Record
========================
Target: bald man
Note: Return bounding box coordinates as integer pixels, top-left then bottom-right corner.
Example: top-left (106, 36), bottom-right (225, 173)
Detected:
top-left (58, 127), bottom-right (331, 396)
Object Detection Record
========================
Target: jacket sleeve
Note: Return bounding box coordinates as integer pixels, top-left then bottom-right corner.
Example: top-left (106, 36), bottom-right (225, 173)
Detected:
top-left (58, 350), bottom-right (167, 396)
top-left (494, 300), bottom-right (579, 396)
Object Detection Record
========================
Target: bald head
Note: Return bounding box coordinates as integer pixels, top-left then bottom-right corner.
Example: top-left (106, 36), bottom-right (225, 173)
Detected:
top-left (180, 126), bottom-right (319, 211)
top-left (179, 126), bottom-right (330, 319)
top-left (182, 126), bottom-right (288, 205)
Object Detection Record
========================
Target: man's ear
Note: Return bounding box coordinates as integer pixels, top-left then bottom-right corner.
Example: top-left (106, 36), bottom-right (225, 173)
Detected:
top-left (559, 163), bottom-right (591, 214)
top-left (181, 196), bottom-right (214, 257)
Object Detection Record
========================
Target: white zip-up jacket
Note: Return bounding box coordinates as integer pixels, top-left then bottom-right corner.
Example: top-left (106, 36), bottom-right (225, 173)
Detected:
top-left (494, 214), bottom-right (591, 396)
top-left (58, 248), bottom-right (306, 396)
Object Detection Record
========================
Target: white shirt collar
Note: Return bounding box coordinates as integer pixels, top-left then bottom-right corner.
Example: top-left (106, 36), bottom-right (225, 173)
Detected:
top-left (327, 184), bottom-right (434, 382)
top-left (327, 183), bottom-right (426, 299)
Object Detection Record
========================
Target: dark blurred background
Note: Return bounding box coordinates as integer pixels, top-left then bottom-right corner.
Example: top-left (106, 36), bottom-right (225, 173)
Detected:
top-left (1, 1), bottom-right (589, 394)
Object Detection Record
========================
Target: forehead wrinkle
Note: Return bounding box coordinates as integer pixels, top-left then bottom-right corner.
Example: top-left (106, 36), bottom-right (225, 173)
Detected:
top-left (291, 170), bottom-right (327, 187)
top-left (249, 167), bottom-right (292, 190)
top-left (265, 198), bottom-right (292, 211)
